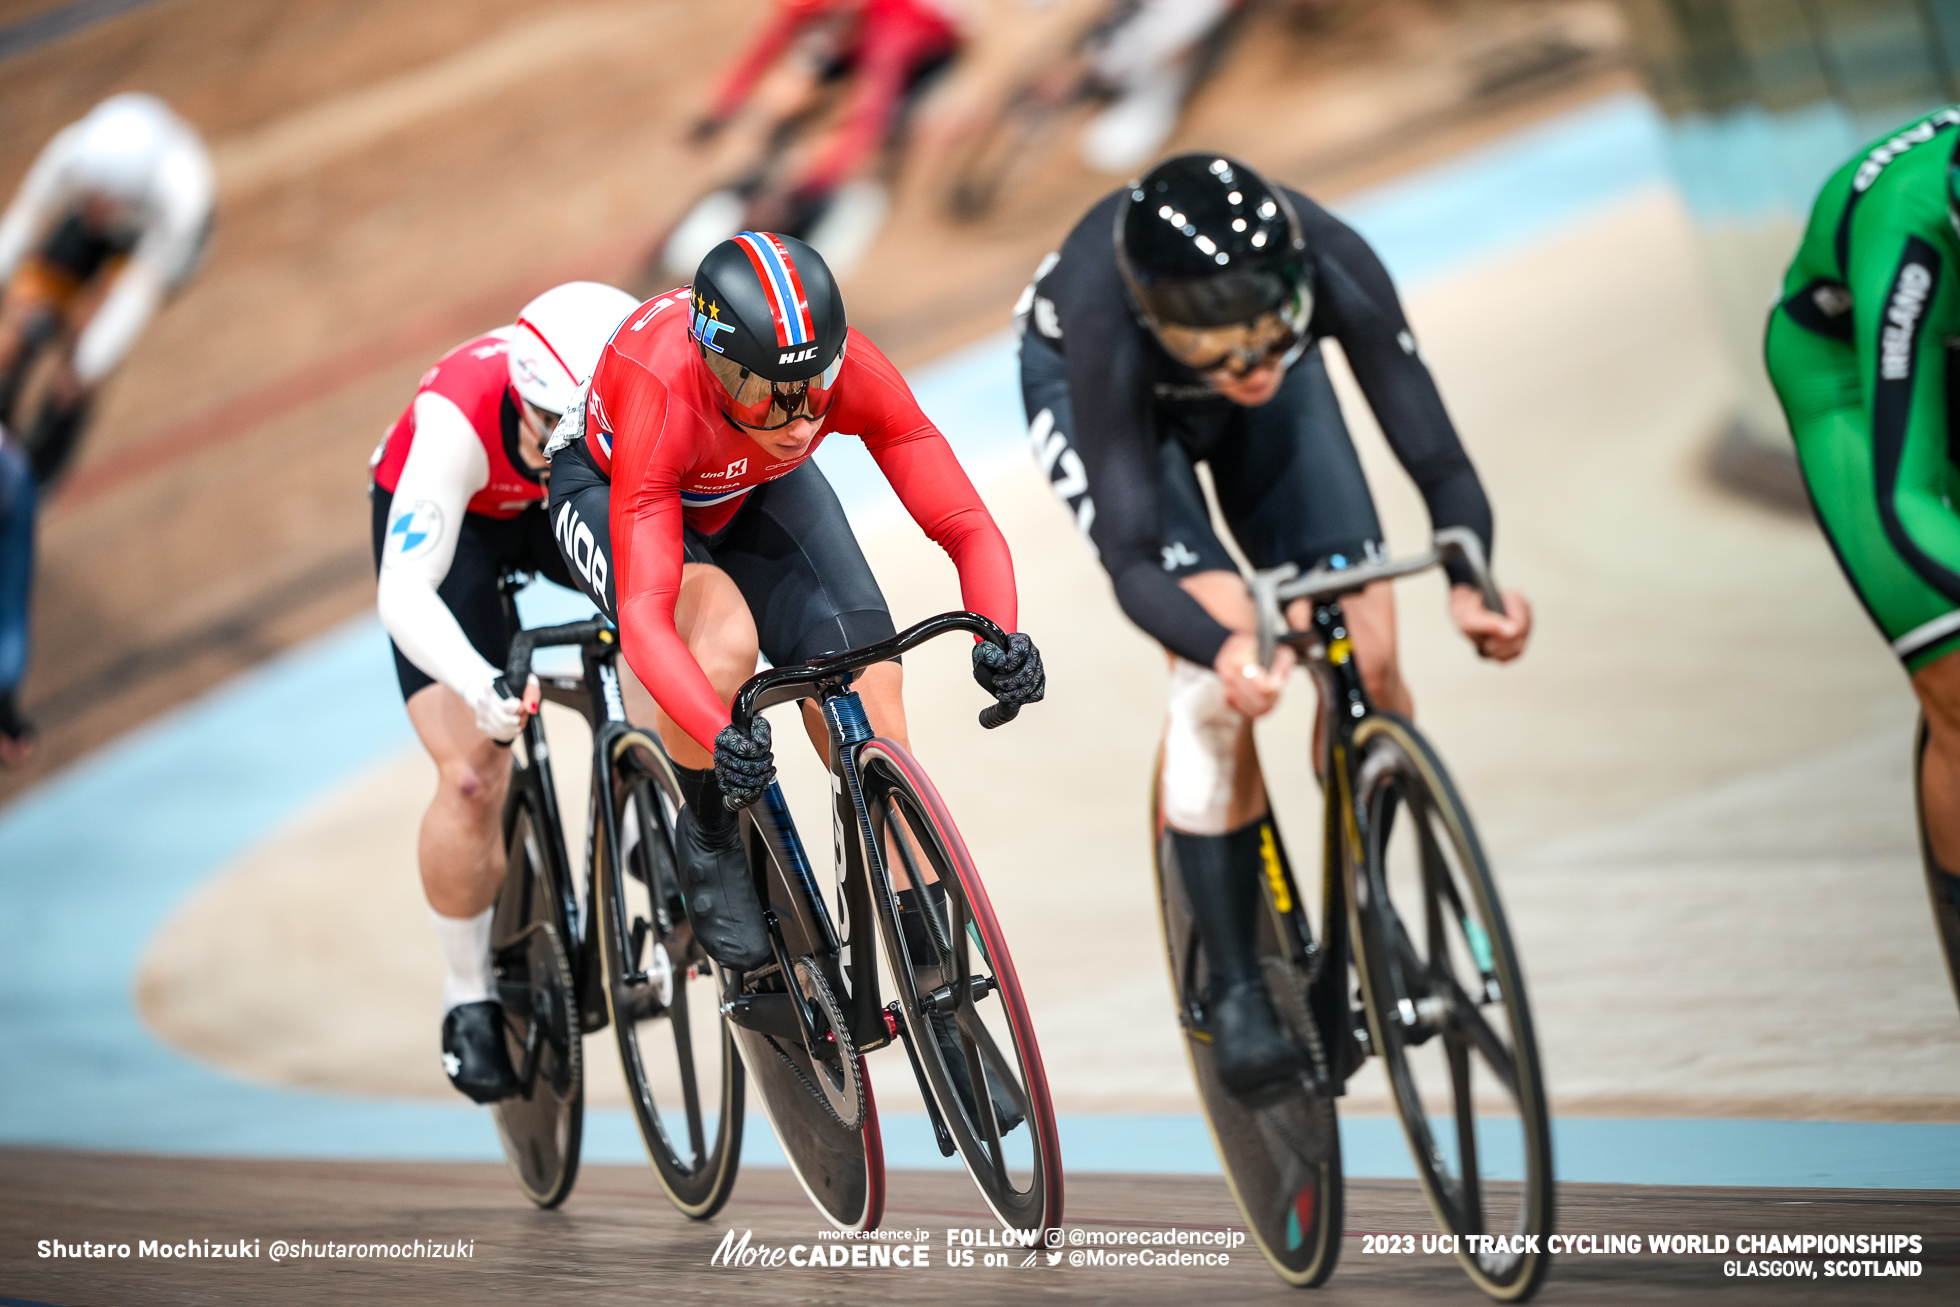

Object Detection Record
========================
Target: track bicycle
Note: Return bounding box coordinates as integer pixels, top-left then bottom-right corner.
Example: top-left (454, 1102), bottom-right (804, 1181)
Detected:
top-left (482, 570), bottom-right (743, 1215)
top-left (715, 611), bottom-right (1063, 1236)
top-left (1153, 527), bottom-right (1553, 1300)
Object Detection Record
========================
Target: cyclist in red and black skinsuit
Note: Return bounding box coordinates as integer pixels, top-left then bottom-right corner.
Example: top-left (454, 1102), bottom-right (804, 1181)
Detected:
top-left (547, 230), bottom-right (1044, 974)
top-left (694, 0), bottom-right (961, 226)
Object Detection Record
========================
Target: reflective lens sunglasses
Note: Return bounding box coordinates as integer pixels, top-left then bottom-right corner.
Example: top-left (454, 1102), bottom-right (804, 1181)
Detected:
top-left (701, 341), bottom-right (845, 431)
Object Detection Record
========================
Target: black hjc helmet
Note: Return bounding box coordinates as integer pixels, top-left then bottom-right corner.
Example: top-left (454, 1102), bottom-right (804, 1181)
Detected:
top-left (1115, 154), bottom-right (1312, 330)
top-left (691, 231), bottom-right (849, 428)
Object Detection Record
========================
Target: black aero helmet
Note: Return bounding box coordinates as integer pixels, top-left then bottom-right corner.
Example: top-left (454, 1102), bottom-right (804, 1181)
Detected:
top-left (691, 231), bottom-right (849, 429)
top-left (1115, 154), bottom-right (1314, 374)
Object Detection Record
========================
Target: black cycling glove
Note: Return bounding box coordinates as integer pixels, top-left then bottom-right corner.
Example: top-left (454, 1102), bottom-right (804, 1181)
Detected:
top-left (971, 632), bottom-right (1045, 708)
top-left (714, 717), bottom-right (776, 810)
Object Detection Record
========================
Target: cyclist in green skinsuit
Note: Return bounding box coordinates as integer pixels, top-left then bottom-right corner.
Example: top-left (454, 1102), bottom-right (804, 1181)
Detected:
top-left (1765, 104), bottom-right (1960, 1008)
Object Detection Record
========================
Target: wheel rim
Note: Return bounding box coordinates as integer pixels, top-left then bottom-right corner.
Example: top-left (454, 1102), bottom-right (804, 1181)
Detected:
top-left (1351, 720), bottom-right (1552, 1299)
top-left (861, 747), bottom-right (1060, 1235)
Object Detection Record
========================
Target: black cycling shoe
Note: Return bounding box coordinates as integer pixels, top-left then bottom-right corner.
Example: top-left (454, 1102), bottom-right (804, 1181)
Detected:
top-left (675, 804), bottom-right (772, 970)
top-left (441, 1001), bottom-right (521, 1104)
top-left (1209, 979), bottom-right (1308, 1099)
top-left (931, 1013), bottom-right (1024, 1135)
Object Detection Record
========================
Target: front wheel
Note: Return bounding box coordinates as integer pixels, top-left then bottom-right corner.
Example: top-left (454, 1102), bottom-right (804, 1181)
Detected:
top-left (859, 739), bottom-right (1064, 1238)
top-left (490, 797), bottom-right (584, 1209)
top-left (1349, 714), bottom-right (1553, 1301)
top-left (601, 733), bottom-right (743, 1219)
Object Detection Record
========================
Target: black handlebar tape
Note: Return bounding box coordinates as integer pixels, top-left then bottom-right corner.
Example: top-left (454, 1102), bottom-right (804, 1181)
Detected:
top-left (978, 702), bottom-right (1020, 730)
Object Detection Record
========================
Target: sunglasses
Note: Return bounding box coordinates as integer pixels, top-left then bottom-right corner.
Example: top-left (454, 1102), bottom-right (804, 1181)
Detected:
top-left (701, 341), bottom-right (845, 430)
top-left (1151, 287), bottom-right (1313, 377)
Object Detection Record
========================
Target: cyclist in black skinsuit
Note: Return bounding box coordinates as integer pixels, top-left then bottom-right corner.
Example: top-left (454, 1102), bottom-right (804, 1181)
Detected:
top-left (1019, 153), bottom-right (1532, 1096)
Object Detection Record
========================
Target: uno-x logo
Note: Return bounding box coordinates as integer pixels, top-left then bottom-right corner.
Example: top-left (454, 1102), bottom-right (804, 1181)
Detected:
top-left (690, 293), bottom-right (735, 353)
top-left (468, 341), bottom-right (507, 360)
top-left (778, 345), bottom-right (819, 365)
top-left (553, 501), bottom-right (609, 610)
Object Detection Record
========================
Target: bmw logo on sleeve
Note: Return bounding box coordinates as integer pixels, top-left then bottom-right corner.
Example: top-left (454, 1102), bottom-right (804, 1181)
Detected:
top-left (383, 500), bottom-right (444, 566)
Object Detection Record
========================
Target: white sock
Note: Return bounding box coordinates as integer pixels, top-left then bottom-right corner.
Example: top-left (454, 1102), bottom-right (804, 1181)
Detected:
top-left (431, 906), bottom-right (495, 1013)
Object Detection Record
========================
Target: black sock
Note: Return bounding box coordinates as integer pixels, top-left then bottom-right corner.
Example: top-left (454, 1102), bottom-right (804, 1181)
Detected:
top-left (674, 763), bottom-right (735, 838)
top-left (1171, 820), bottom-right (1269, 993)
top-left (897, 882), bottom-right (949, 966)
top-left (1944, 871), bottom-right (1960, 913)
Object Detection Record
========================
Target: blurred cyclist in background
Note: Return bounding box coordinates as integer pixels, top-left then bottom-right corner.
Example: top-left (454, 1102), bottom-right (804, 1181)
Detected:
top-left (0, 92), bottom-right (214, 765)
top-left (658, 0), bottom-right (962, 279)
top-left (370, 281), bottom-right (641, 1103)
top-left (546, 233), bottom-right (1043, 1119)
top-left (1018, 154), bottom-right (1531, 1095)
top-left (1765, 108), bottom-right (1960, 1009)
top-left (918, 0), bottom-right (1249, 219)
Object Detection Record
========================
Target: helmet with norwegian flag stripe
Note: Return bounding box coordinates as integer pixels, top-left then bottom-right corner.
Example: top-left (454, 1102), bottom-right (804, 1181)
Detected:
top-left (690, 231), bottom-right (847, 385)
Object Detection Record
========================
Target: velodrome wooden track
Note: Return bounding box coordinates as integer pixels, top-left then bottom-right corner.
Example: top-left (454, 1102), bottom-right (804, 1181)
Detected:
top-left (2, 1151), bottom-right (1954, 1305)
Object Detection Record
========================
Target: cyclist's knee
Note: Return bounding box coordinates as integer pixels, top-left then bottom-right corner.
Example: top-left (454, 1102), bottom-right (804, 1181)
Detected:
top-left (1912, 650), bottom-right (1960, 735)
top-left (438, 758), bottom-right (506, 819)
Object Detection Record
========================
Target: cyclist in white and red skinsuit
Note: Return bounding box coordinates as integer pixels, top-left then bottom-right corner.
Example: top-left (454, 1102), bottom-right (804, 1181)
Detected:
top-left (370, 280), bottom-right (640, 1104)
top-left (547, 232), bottom-right (1043, 973)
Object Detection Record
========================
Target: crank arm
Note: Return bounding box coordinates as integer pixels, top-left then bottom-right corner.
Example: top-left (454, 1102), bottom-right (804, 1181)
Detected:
top-left (886, 1003), bottom-right (955, 1157)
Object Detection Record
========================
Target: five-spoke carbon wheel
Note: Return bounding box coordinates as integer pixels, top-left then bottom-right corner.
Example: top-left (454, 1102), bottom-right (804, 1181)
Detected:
top-left (601, 733), bottom-right (743, 1219)
top-left (860, 738), bottom-right (1063, 1239)
top-left (1349, 714), bottom-right (1553, 1302)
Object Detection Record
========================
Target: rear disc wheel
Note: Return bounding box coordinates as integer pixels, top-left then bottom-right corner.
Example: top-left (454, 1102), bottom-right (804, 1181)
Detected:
top-left (490, 802), bottom-right (583, 1208)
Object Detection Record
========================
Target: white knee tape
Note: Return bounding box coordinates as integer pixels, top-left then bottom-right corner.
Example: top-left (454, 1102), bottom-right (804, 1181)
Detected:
top-left (1161, 658), bottom-right (1243, 835)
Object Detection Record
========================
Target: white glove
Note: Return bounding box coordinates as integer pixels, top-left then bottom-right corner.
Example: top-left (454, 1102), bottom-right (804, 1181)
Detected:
top-left (468, 674), bottom-right (536, 743)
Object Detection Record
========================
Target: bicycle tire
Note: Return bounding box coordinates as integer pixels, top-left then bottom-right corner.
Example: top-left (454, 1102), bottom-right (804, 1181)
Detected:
top-left (859, 739), bottom-right (1064, 1238)
top-left (490, 798), bottom-right (584, 1209)
top-left (730, 1019), bottom-right (886, 1231)
top-left (1150, 757), bottom-right (1343, 1288)
top-left (1347, 714), bottom-right (1553, 1302)
top-left (600, 732), bottom-right (744, 1219)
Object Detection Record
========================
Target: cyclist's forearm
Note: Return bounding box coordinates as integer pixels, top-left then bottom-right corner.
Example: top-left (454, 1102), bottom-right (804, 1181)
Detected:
top-left (377, 570), bottom-right (500, 697)
top-left (618, 591), bottom-right (731, 752)
top-left (1112, 560), bottom-right (1232, 668)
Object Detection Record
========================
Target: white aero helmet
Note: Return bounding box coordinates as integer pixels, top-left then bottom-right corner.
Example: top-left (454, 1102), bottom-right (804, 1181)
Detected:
top-left (69, 93), bottom-right (180, 200)
top-left (509, 281), bottom-right (641, 416)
